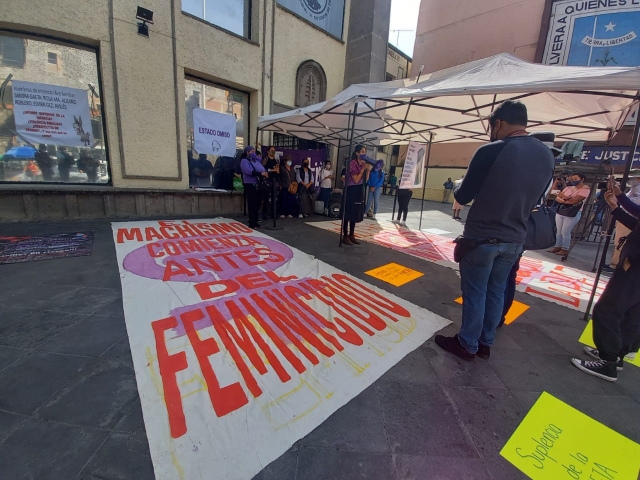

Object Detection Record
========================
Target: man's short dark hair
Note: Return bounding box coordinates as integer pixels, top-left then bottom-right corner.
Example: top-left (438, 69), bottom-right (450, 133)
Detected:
top-left (488, 100), bottom-right (528, 128)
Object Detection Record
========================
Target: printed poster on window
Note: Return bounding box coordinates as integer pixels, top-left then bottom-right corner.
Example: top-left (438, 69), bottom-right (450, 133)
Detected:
top-left (193, 108), bottom-right (237, 157)
top-left (111, 218), bottom-right (449, 480)
top-left (11, 80), bottom-right (92, 147)
top-left (400, 141), bottom-right (427, 189)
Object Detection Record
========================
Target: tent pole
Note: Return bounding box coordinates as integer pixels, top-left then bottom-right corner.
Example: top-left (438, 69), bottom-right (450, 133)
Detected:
top-left (335, 139), bottom-right (342, 190)
top-left (582, 110), bottom-right (640, 322)
top-left (418, 132), bottom-right (434, 231)
top-left (339, 105), bottom-right (358, 247)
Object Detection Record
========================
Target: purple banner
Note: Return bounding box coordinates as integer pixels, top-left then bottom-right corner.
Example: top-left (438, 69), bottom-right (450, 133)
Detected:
top-left (261, 148), bottom-right (328, 187)
top-left (575, 146), bottom-right (640, 166)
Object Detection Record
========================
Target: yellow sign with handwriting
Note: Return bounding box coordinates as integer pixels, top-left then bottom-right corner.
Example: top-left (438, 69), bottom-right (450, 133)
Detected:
top-left (365, 263), bottom-right (423, 287)
top-left (578, 320), bottom-right (640, 368)
top-left (501, 392), bottom-right (640, 479)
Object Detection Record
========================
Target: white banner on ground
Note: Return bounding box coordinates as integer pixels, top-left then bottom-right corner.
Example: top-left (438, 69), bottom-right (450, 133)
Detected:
top-left (400, 141), bottom-right (427, 189)
top-left (193, 108), bottom-right (236, 156)
top-left (12, 80), bottom-right (92, 147)
top-left (111, 219), bottom-right (450, 480)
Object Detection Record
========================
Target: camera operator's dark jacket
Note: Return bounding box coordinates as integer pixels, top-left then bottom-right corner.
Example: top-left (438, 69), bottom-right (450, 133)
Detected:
top-left (454, 136), bottom-right (554, 244)
top-left (613, 193), bottom-right (640, 266)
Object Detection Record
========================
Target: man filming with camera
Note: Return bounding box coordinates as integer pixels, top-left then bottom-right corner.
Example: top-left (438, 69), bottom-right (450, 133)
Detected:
top-left (435, 100), bottom-right (554, 361)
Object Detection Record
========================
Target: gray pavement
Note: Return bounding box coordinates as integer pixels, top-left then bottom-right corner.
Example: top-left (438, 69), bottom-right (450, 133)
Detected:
top-left (0, 198), bottom-right (637, 480)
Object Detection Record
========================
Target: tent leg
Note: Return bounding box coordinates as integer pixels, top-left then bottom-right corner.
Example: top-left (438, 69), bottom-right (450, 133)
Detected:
top-left (340, 105), bottom-right (358, 247)
top-left (418, 133), bottom-right (434, 231)
top-left (582, 109), bottom-right (640, 322)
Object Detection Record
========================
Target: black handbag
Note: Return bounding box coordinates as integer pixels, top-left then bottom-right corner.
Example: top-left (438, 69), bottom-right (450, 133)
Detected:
top-left (251, 162), bottom-right (271, 194)
top-left (524, 178), bottom-right (557, 250)
top-left (556, 202), bottom-right (582, 218)
top-left (555, 187), bottom-right (585, 218)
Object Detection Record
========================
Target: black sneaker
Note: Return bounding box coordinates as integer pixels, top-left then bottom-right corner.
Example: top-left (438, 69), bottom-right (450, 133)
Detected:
top-left (583, 346), bottom-right (623, 371)
top-left (477, 344), bottom-right (491, 359)
top-left (571, 358), bottom-right (617, 382)
top-left (435, 335), bottom-right (475, 361)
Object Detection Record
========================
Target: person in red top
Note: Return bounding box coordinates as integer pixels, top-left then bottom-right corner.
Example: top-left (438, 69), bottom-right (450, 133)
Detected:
top-left (341, 144), bottom-right (371, 245)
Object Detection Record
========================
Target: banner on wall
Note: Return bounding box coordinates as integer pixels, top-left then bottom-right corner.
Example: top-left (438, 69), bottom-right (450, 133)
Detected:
top-left (277, 0), bottom-right (345, 38)
top-left (399, 141), bottom-right (426, 189)
top-left (111, 218), bottom-right (449, 480)
top-left (261, 147), bottom-right (327, 187)
top-left (578, 145), bottom-right (640, 165)
top-left (193, 108), bottom-right (237, 156)
top-left (542, 0), bottom-right (640, 67)
top-left (12, 80), bottom-right (92, 147)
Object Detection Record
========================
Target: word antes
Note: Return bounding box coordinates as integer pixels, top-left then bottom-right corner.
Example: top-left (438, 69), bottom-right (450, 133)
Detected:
top-left (152, 272), bottom-right (411, 439)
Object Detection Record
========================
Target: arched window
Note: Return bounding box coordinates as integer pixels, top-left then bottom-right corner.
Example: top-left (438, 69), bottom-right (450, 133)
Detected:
top-left (295, 61), bottom-right (327, 107)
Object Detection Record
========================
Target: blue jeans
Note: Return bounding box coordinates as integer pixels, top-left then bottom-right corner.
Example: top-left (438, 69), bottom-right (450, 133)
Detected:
top-left (320, 187), bottom-right (332, 210)
top-left (555, 211), bottom-right (581, 250)
top-left (365, 186), bottom-right (382, 215)
top-left (459, 242), bottom-right (523, 353)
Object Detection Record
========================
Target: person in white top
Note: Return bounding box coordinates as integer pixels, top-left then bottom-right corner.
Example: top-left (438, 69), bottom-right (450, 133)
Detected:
top-left (319, 160), bottom-right (334, 216)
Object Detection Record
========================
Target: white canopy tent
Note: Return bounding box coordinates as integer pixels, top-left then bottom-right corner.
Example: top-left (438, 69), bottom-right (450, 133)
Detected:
top-left (258, 54), bottom-right (640, 147)
top-left (259, 54), bottom-right (640, 313)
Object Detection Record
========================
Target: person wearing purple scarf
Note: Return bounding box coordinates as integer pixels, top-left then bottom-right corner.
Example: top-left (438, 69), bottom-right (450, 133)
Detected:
top-left (342, 144), bottom-right (372, 245)
top-left (240, 146), bottom-right (268, 229)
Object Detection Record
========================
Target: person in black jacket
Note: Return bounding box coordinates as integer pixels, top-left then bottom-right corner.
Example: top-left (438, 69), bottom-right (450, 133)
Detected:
top-left (571, 182), bottom-right (640, 382)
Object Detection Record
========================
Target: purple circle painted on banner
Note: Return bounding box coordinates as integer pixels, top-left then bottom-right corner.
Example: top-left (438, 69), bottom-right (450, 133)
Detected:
top-left (122, 234), bottom-right (293, 283)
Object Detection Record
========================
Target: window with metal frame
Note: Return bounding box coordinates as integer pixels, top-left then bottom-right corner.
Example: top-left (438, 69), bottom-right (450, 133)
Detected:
top-left (182, 0), bottom-right (251, 38)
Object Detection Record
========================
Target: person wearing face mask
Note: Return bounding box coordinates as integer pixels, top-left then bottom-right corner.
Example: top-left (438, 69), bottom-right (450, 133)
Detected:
top-left (320, 160), bottom-right (334, 215)
top-left (279, 155), bottom-right (297, 218)
top-left (548, 172), bottom-right (590, 256)
top-left (240, 145), bottom-right (268, 229)
top-left (365, 160), bottom-right (385, 220)
top-left (341, 145), bottom-right (371, 245)
top-left (435, 100), bottom-right (554, 361)
top-left (609, 170), bottom-right (640, 269)
top-left (296, 158), bottom-right (315, 218)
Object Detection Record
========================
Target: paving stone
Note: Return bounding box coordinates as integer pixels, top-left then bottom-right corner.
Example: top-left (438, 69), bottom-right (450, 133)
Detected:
top-left (46, 286), bottom-right (121, 315)
top-left (393, 454), bottom-right (493, 480)
top-left (426, 345), bottom-right (507, 390)
top-left (0, 410), bottom-right (24, 443)
top-left (37, 314), bottom-right (126, 356)
top-left (252, 448), bottom-right (299, 480)
top-left (487, 349), bottom-right (621, 397)
top-left (376, 380), bottom-right (477, 457)
top-left (0, 310), bottom-right (88, 349)
top-left (501, 323), bottom-right (568, 354)
top-left (299, 385), bottom-right (388, 453)
top-left (0, 351), bottom-right (92, 415)
top-left (444, 386), bottom-right (526, 459)
top-left (379, 347), bottom-right (439, 385)
top-left (37, 357), bottom-right (138, 429)
top-left (0, 417), bottom-right (108, 480)
top-left (114, 398), bottom-right (145, 435)
top-left (482, 456), bottom-right (529, 480)
top-left (296, 447), bottom-right (393, 480)
top-left (79, 431), bottom-right (155, 480)
top-left (0, 346), bottom-right (26, 372)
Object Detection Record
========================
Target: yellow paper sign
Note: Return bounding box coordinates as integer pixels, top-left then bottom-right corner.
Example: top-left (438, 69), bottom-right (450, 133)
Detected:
top-left (365, 263), bottom-right (423, 287)
top-left (454, 297), bottom-right (529, 325)
top-left (579, 320), bottom-right (640, 368)
top-left (501, 392), bottom-right (640, 480)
